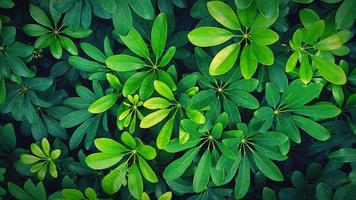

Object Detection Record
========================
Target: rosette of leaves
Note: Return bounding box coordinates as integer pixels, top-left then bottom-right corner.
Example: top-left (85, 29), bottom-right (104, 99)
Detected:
top-left (191, 49), bottom-right (259, 127)
top-left (60, 81), bottom-right (112, 149)
top-left (106, 13), bottom-right (177, 100)
top-left (68, 36), bottom-right (114, 79)
top-left (217, 118), bottom-right (288, 199)
top-left (7, 179), bottom-right (49, 200)
top-left (117, 94), bottom-right (144, 133)
top-left (285, 8), bottom-right (351, 85)
top-left (188, 1), bottom-right (279, 78)
top-left (85, 132), bottom-right (157, 199)
top-left (52, 0), bottom-right (111, 30)
top-left (140, 79), bottom-right (205, 149)
top-left (0, 26), bottom-right (34, 104)
top-left (23, 4), bottom-right (92, 59)
top-left (99, 0), bottom-right (154, 35)
top-left (0, 77), bottom-right (58, 140)
top-left (254, 80), bottom-right (341, 144)
top-left (20, 138), bottom-right (61, 181)
top-left (59, 187), bottom-right (98, 200)
top-left (163, 113), bottom-right (239, 192)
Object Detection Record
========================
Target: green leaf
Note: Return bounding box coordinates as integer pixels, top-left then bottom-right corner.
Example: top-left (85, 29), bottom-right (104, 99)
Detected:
top-left (263, 187), bottom-right (277, 200)
top-left (59, 36), bottom-right (78, 55)
top-left (207, 1), bottom-right (240, 30)
top-left (102, 163), bottom-right (127, 195)
top-left (292, 115), bottom-right (330, 141)
top-left (250, 42), bottom-right (274, 66)
top-left (128, 163), bottom-right (143, 199)
top-left (209, 43), bottom-right (240, 76)
top-left (62, 28), bottom-right (92, 38)
top-left (80, 42), bottom-right (107, 63)
top-left (193, 150), bottom-right (211, 192)
top-left (154, 80), bottom-right (174, 100)
top-left (253, 132), bottom-right (288, 146)
top-left (113, 0), bottom-right (132, 35)
top-left (255, 0), bottom-right (278, 19)
top-left (328, 148), bottom-right (356, 163)
top-left (163, 146), bottom-right (201, 180)
top-left (121, 131), bottom-right (136, 148)
top-left (143, 97), bottom-right (171, 109)
top-left (8, 182), bottom-right (33, 200)
top-left (95, 138), bottom-right (128, 154)
top-left (119, 28), bottom-right (150, 59)
top-left (305, 20), bottom-right (324, 44)
top-left (29, 5), bottom-right (51, 27)
top-left (235, 153), bottom-right (250, 199)
top-left (237, 3), bottom-right (256, 28)
top-left (86, 153), bottom-right (123, 170)
top-left (128, 0), bottom-right (154, 20)
top-left (123, 72), bottom-right (147, 97)
top-left (137, 145), bottom-right (157, 160)
top-left (138, 156), bottom-right (158, 183)
top-left (251, 29), bottom-right (279, 45)
top-left (88, 93), bottom-right (119, 114)
top-left (186, 109), bottom-right (206, 124)
top-left (311, 56), bottom-right (346, 85)
top-left (139, 72), bottom-right (156, 100)
top-left (151, 13), bottom-right (167, 59)
top-left (265, 83), bottom-right (280, 108)
top-left (316, 183), bottom-right (332, 200)
top-left (60, 110), bottom-right (92, 128)
top-left (299, 8), bottom-right (319, 28)
top-left (286, 51), bottom-right (299, 72)
top-left (159, 46), bottom-right (176, 67)
top-left (50, 38), bottom-right (62, 59)
top-left (106, 54), bottom-right (146, 72)
top-left (99, 0), bottom-right (117, 13)
top-left (228, 90), bottom-right (260, 109)
top-left (252, 151), bottom-right (284, 181)
top-left (157, 117), bottom-right (175, 149)
top-left (291, 104), bottom-right (341, 118)
top-left (240, 45), bottom-right (258, 79)
top-left (335, 0), bottom-right (356, 29)
top-left (23, 24), bottom-right (49, 37)
top-left (188, 27), bottom-right (233, 47)
top-left (190, 89), bottom-right (216, 109)
top-left (62, 189), bottom-right (85, 199)
top-left (140, 109), bottom-right (171, 128)
top-left (315, 33), bottom-right (343, 51)
top-left (299, 54), bottom-right (313, 84)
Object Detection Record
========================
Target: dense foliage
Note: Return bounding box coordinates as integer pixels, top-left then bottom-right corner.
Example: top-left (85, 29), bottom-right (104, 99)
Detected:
top-left (0, 0), bottom-right (355, 199)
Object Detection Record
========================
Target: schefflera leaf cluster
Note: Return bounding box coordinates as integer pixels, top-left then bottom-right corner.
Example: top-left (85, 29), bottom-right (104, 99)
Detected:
top-left (188, 1), bottom-right (279, 78)
top-left (0, 0), bottom-right (355, 200)
top-left (85, 132), bottom-right (157, 199)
